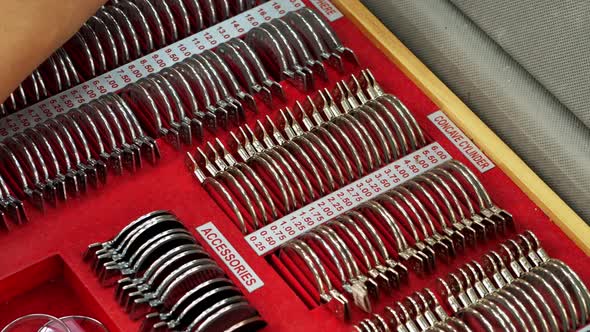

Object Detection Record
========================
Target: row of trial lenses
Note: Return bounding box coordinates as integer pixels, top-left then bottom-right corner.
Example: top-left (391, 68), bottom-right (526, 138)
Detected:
top-left (244, 7), bottom-right (359, 91)
top-left (84, 7), bottom-right (359, 149)
top-left (118, 38), bottom-right (284, 148)
top-left (0, 0), bottom-right (269, 115)
top-left (0, 49), bottom-right (74, 115)
top-left (354, 233), bottom-right (590, 332)
top-left (187, 69), bottom-right (428, 234)
top-left (84, 210), bottom-right (266, 332)
top-left (0, 92), bottom-right (159, 228)
top-left (354, 289), bottom-right (449, 332)
top-left (114, 7), bottom-right (360, 147)
top-left (430, 232), bottom-right (590, 332)
top-left (276, 160), bottom-right (510, 320)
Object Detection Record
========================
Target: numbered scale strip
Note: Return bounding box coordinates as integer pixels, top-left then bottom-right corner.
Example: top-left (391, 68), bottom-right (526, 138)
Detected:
top-left (0, 0), bottom-right (308, 140)
top-left (246, 142), bottom-right (452, 255)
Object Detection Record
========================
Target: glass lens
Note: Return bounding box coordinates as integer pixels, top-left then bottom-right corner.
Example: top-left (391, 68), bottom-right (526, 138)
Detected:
top-left (56, 316), bottom-right (108, 332)
top-left (1, 314), bottom-right (69, 332)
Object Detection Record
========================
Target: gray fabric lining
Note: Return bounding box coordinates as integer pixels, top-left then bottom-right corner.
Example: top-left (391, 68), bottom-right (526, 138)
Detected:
top-left (449, 0), bottom-right (590, 130)
top-left (360, 0), bottom-right (590, 222)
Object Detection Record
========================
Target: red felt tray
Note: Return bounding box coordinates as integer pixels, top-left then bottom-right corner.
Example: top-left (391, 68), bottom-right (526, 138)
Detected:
top-left (0, 3), bottom-right (589, 331)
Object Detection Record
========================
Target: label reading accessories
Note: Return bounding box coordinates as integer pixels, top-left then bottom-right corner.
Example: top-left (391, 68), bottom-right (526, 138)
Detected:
top-left (197, 222), bottom-right (264, 293)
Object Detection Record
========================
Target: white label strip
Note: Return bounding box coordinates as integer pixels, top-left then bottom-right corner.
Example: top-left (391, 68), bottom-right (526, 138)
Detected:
top-left (309, 0), bottom-right (343, 21)
top-left (428, 111), bottom-right (495, 173)
top-left (197, 222), bottom-right (264, 292)
top-left (245, 142), bottom-right (451, 255)
top-left (0, 0), bottom-right (306, 140)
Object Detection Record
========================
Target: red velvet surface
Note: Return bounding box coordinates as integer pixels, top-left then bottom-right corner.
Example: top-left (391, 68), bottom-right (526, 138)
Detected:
top-left (0, 277), bottom-right (93, 322)
top-left (0, 5), bottom-right (589, 332)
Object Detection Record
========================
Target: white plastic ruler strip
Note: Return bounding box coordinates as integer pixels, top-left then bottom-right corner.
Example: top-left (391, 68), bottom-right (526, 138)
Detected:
top-left (197, 222), bottom-right (265, 292)
top-left (245, 142), bottom-right (452, 255)
top-left (0, 0), bottom-right (307, 139)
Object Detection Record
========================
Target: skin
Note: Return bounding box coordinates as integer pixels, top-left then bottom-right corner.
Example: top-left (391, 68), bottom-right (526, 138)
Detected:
top-left (0, 0), bottom-right (107, 103)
